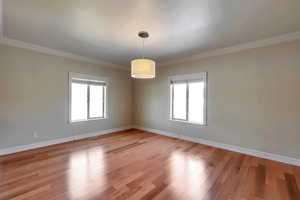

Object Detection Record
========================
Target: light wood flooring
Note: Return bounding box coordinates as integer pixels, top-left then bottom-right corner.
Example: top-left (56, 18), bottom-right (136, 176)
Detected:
top-left (0, 129), bottom-right (300, 200)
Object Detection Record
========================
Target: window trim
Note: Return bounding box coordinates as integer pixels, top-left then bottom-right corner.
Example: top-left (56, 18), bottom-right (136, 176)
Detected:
top-left (69, 72), bottom-right (108, 123)
top-left (169, 72), bottom-right (207, 126)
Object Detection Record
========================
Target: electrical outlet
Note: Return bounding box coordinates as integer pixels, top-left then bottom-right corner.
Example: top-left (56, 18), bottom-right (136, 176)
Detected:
top-left (33, 132), bottom-right (38, 138)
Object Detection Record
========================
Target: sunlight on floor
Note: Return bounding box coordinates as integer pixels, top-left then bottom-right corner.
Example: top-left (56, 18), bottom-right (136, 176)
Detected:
top-left (169, 151), bottom-right (208, 199)
top-left (68, 147), bottom-right (106, 199)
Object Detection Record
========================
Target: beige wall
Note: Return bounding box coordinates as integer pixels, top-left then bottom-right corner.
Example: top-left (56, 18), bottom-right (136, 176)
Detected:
top-left (1, 40), bottom-right (300, 159)
top-left (0, 44), bottom-right (132, 149)
top-left (133, 40), bottom-right (300, 159)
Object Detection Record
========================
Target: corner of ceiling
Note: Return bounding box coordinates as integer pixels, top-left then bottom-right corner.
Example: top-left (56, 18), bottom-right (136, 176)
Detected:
top-left (0, 36), bottom-right (130, 71)
top-left (1, 2), bottom-right (300, 70)
top-left (0, 1), bottom-right (129, 71)
top-left (159, 31), bottom-right (300, 67)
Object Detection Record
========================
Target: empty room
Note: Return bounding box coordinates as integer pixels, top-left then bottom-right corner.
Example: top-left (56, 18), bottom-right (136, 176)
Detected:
top-left (0, 0), bottom-right (300, 199)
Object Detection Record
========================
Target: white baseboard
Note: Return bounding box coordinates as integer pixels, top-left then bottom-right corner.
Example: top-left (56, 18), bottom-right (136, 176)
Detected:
top-left (2, 125), bottom-right (299, 167)
top-left (133, 125), bottom-right (300, 167)
top-left (0, 126), bottom-right (132, 156)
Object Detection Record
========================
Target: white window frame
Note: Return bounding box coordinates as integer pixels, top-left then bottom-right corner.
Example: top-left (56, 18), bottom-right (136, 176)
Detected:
top-left (169, 72), bottom-right (207, 126)
top-left (69, 72), bottom-right (108, 123)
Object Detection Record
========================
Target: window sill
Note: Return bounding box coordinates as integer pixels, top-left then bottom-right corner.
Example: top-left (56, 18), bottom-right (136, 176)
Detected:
top-left (70, 117), bottom-right (107, 124)
top-left (169, 119), bottom-right (207, 127)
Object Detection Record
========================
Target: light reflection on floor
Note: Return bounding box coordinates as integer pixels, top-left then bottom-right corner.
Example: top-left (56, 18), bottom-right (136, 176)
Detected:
top-left (68, 147), bottom-right (106, 199)
top-left (169, 151), bottom-right (208, 199)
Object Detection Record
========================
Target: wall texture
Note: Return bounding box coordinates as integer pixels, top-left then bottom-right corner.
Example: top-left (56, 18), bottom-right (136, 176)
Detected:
top-left (0, 44), bottom-right (132, 149)
top-left (133, 40), bottom-right (300, 159)
top-left (1, 40), bottom-right (300, 160)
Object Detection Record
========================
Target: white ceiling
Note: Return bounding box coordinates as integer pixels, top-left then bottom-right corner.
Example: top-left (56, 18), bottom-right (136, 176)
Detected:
top-left (2, 0), bottom-right (300, 68)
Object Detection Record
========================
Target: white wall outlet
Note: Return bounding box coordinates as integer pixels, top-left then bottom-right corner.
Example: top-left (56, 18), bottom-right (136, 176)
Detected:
top-left (33, 132), bottom-right (38, 138)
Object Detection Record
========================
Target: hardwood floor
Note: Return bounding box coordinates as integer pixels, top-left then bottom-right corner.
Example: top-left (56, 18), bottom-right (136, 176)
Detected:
top-left (0, 129), bottom-right (299, 200)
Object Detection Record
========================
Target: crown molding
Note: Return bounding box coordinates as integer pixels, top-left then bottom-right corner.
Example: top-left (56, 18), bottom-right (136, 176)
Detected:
top-left (0, 37), bottom-right (129, 70)
top-left (0, 2), bottom-right (127, 71)
top-left (159, 31), bottom-right (300, 67)
top-left (0, 2), bottom-right (128, 70)
top-left (1, 1), bottom-right (299, 69)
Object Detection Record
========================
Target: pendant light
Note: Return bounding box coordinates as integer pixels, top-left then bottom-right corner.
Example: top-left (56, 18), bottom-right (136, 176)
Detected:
top-left (131, 31), bottom-right (155, 79)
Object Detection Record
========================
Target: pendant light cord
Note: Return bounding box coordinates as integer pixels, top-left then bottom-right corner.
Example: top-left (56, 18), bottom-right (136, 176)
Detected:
top-left (138, 31), bottom-right (149, 59)
top-left (142, 37), bottom-right (145, 59)
top-left (142, 38), bottom-right (145, 59)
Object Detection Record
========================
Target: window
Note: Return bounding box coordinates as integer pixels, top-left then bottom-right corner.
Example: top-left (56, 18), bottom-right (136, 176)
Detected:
top-left (170, 73), bottom-right (207, 125)
top-left (69, 73), bottom-right (107, 123)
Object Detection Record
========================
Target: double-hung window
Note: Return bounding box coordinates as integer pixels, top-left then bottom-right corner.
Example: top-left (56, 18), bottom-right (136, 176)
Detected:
top-left (69, 73), bottom-right (107, 123)
top-left (170, 72), bottom-right (207, 125)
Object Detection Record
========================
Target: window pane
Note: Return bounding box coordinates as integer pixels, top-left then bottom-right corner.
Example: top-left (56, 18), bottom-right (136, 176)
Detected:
top-left (89, 85), bottom-right (104, 118)
top-left (188, 82), bottom-right (205, 124)
top-left (71, 83), bottom-right (88, 121)
top-left (173, 83), bottom-right (187, 120)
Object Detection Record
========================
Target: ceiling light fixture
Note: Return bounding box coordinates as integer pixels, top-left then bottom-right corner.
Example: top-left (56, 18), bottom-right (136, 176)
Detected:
top-left (131, 31), bottom-right (155, 79)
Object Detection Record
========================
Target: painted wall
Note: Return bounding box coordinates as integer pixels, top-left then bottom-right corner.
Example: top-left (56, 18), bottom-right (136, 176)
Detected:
top-left (0, 44), bottom-right (132, 149)
top-left (133, 40), bottom-right (300, 159)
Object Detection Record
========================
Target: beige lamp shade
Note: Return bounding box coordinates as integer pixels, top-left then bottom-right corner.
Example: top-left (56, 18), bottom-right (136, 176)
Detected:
top-left (131, 59), bottom-right (155, 79)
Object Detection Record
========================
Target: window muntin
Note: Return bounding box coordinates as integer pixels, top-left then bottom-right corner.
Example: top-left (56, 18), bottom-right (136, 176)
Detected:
top-left (170, 73), bottom-right (207, 125)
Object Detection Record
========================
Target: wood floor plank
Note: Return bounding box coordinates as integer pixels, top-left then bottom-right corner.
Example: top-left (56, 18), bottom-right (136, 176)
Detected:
top-left (0, 129), bottom-right (299, 200)
top-left (255, 164), bottom-right (266, 198)
top-left (285, 173), bottom-right (300, 200)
